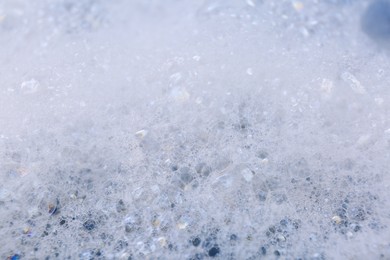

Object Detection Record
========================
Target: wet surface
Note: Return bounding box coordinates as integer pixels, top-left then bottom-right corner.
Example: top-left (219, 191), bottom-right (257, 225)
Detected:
top-left (1, 0), bottom-right (390, 259)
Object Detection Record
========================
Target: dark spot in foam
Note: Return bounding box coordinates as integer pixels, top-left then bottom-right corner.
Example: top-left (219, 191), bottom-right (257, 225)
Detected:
top-left (361, 1), bottom-right (390, 41)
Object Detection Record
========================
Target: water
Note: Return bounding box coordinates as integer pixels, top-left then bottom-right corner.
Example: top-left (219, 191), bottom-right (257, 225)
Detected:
top-left (1, 0), bottom-right (390, 259)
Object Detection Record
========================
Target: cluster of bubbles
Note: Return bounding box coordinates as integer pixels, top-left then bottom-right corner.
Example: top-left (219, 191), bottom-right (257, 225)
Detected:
top-left (1, 0), bottom-right (390, 259)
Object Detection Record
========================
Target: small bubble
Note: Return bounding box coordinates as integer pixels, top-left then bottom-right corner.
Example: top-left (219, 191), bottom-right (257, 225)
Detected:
top-left (195, 163), bottom-right (212, 177)
top-left (192, 237), bottom-right (201, 247)
top-left (258, 190), bottom-right (267, 202)
top-left (116, 199), bottom-right (126, 213)
top-left (83, 219), bottom-right (96, 231)
top-left (10, 254), bottom-right (21, 260)
top-left (208, 246), bottom-right (220, 257)
top-left (230, 234), bottom-right (238, 241)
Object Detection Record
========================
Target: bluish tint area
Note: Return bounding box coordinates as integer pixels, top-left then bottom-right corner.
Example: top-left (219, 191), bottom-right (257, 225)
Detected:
top-left (361, 0), bottom-right (390, 40)
top-left (0, 0), bottom-right (390, 259)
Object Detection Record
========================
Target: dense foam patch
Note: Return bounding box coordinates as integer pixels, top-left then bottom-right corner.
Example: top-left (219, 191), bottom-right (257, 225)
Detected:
top-left (1, 0), bottom-right (390, 259)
